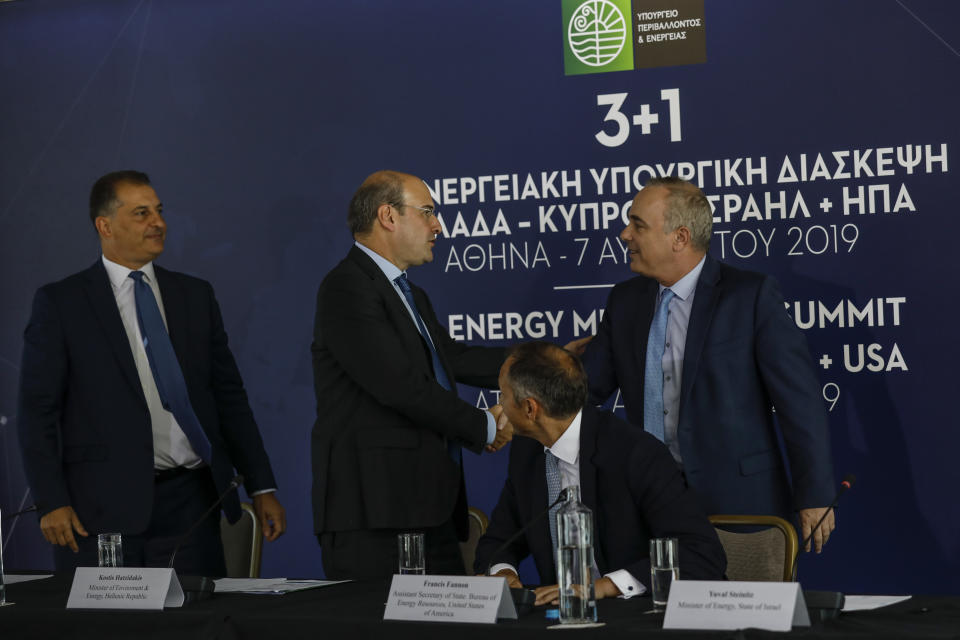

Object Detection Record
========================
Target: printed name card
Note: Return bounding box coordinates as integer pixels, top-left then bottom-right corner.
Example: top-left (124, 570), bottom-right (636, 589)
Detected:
top-left (67, 567), bottom-right (184, 610)
top-left (664, 581), bottom-right (810, 631)
top-left (384, 575), bottom-right (517, 624)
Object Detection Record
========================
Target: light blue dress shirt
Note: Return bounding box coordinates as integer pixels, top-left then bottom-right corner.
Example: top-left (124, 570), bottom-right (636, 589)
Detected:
top-left (659, 255), bottom-right (706, 463)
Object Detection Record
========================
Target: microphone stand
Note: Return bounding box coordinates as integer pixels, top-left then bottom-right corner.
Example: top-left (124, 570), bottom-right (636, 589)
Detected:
top-left (2, 503), bottom-right (38, 605)
top-left (1, 506), bottom-right (38, 520)
top-left (795, 474), bottom-right (856, 622)
top-left (1, 507), bottom-right (7, 606)
top-left (167, 474), bottom-right (244, 603)
top-left (485, 487), bottom-right (570, 613)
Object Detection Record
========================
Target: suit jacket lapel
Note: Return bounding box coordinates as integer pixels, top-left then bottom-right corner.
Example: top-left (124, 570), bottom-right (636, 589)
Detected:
top-left (680, 255), bottom-right (721, 418)
top-left (154, 266), bottom-right (189, 372)
top-left (82, 261), bottom-right (145, 405)
top-left (577, 408), bottom-right (607, 571)
top-left (410, 284), bottom-right (456, 382)
top-left (347, 246), bottom-right (433, 374)
top-left (632, 280), bottom-right (659, 391)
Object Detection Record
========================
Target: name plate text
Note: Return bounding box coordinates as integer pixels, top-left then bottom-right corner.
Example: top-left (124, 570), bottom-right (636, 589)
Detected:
top-left (664, 580), bottom-right (810, 631)
top-left (384, 575), bottom-right (516, 624)
top-left (67, 567), bottom-right (184, 610)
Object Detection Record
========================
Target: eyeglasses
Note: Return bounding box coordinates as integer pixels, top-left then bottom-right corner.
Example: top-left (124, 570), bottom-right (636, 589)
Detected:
top-left (394, 202), bottom-right (438, 220)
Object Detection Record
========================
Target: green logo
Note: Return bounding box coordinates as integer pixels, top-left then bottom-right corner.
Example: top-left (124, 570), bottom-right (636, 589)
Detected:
top-left (562, 0), bottom-right (634, 76)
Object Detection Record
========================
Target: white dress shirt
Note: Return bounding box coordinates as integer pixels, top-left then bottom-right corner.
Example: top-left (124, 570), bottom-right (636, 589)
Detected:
top-left (490, 410), bottom-right (645, 598)
top-left (101, 255), bottom-right (202, 470)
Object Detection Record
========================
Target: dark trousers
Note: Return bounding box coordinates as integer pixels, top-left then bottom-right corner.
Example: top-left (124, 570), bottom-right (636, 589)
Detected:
top-left (320, 519), bottom-right (465, 580)
top-left (54, 467), bottom-right (227, 576)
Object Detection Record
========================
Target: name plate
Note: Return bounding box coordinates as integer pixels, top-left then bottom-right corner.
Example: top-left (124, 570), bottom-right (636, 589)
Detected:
top-left (664, 581), bottom-right (810, 631)
top-left (384, 575), bottom-right (517, 624)
top-left (67, 567), bottom-right (184, 610)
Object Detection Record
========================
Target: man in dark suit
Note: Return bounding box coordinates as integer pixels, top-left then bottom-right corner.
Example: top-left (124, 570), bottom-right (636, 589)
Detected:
top-left (476, 342), bottom-right (725, 603)
top-left (17, 170), bottom-right (285, 574)
top-left (577, 176), bottom-right (836, 553)
top-left (311, 170), bottom-right (510, 579)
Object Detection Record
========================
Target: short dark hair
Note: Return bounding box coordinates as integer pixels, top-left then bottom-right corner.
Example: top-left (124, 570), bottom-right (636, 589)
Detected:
top-left (89, 170), bottom-right (151, 226)
top-left (347, 170), bottom-right (406, 236)
top-left (504, 341), bottom-right (587, 419)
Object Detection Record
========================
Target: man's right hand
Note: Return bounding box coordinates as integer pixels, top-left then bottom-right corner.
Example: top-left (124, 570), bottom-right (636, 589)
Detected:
top-left (493, 568), bottom-right (523, 589)
top-left (39, 506), bottom-right (88, 552)
top-left (486, 404), bottom-right (514, 452)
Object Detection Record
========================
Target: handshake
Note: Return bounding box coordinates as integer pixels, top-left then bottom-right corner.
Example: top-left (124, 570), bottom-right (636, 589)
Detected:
top-left (481, 336), bottom-right (592, 454)
top-left (485, 404), bottom-right (513, 453)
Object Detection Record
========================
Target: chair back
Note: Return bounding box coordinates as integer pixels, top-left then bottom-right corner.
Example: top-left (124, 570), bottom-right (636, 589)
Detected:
top-left (459, 506), bottom-right (489, 574)
top-left (708, 514), bottom-right (798, 582)
top-left (220, 502), bottom-right (263, 578)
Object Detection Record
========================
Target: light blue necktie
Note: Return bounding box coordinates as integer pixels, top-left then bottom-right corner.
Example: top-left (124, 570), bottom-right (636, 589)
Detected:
top-left (643, 288), bottom-right (675, 442)
top-left (129, 271), bottom-right (212, 464)
top-left (545, 450), bottom-right (562, 552)
top-left (394, 273), bottom-right (460, 463)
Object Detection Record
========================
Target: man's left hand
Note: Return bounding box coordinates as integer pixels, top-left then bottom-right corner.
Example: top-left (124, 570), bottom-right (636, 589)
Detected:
top-left (533, 584), bottom-right (559, 606)
top-left (798, 506), bottom-right (835, 553)
top-left (252, 493), bottom-right (287, 542)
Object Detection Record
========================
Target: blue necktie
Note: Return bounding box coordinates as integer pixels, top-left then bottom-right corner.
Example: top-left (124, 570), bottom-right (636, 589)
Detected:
top-left (129, 271), bottom-right (213, 464)
top-left (394, 273), bottom-right (459, 462)
top-left (643, 288), bottom-right (675, 442)
top-left (545, 451), bottom-right (562, 554)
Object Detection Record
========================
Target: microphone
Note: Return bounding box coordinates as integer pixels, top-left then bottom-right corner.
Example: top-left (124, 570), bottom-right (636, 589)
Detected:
top-left (1, 505), bottom-right (38, 520)
top-left (484, 486), bottom-right (571, 614)
top-left (168, 474), bottom-right (243, 569)
top-left (167, 474), bottom-right (243, 602)
top-left (793, 475), bottom-right (855, 622)
top-left (792, 473), bottom-right (855, 579)
top-left (485, 486), bottom-right (570, 575)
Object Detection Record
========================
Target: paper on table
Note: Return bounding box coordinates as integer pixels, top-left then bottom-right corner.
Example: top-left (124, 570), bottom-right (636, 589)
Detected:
top-left (3, 574), bottom-right (54, 585)
top-left (213, 578), bottom-right (349, 594)
top-left (842, 595), bottom-right (912, 611)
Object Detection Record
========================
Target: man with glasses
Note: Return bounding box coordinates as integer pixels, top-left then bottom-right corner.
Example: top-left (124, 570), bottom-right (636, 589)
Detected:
top-left (311, 170), bottom-right (511, 579)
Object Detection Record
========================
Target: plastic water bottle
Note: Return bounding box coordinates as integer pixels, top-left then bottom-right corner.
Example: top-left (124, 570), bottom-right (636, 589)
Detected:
top-left (555, 486), bottom-right (597, 624)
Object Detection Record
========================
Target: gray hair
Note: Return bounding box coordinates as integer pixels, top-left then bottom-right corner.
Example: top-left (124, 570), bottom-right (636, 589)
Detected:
top-left (647, 176), bottom-right (712, 251)
top-left (504, 342), bottom-right (587, 419)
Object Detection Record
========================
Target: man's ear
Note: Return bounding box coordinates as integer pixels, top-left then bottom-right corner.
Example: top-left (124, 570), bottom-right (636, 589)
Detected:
top-left (376, 202), bottom-right (398, 231)
top-left (672, 225), bottom-right (691, 252)
top-left (522, 396), bottom-right (539, 422)
top-left (95, 216), bottom-right (112, 239)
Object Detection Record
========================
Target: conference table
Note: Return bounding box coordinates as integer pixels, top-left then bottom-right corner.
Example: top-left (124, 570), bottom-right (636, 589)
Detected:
top-left (2, 574), bottom-right (958, 640)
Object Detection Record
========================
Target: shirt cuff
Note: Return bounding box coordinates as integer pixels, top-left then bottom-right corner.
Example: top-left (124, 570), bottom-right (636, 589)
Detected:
top-left (249, 488), bottom-right (276, 497)
top-left (488, 562), bottom-right (519, 577)
top-left (606, 569), bottom-right (645, 599)
top-left (485, 411), bottom-right (496, 445)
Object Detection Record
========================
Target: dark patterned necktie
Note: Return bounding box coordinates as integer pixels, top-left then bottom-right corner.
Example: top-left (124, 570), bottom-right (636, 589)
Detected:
top-left (129, 271), bottom-right (212, 464)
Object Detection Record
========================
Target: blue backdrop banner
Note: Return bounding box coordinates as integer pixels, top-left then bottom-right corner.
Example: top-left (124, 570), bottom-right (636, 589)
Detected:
top-left (1, 0), bottom-right (957, 594)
